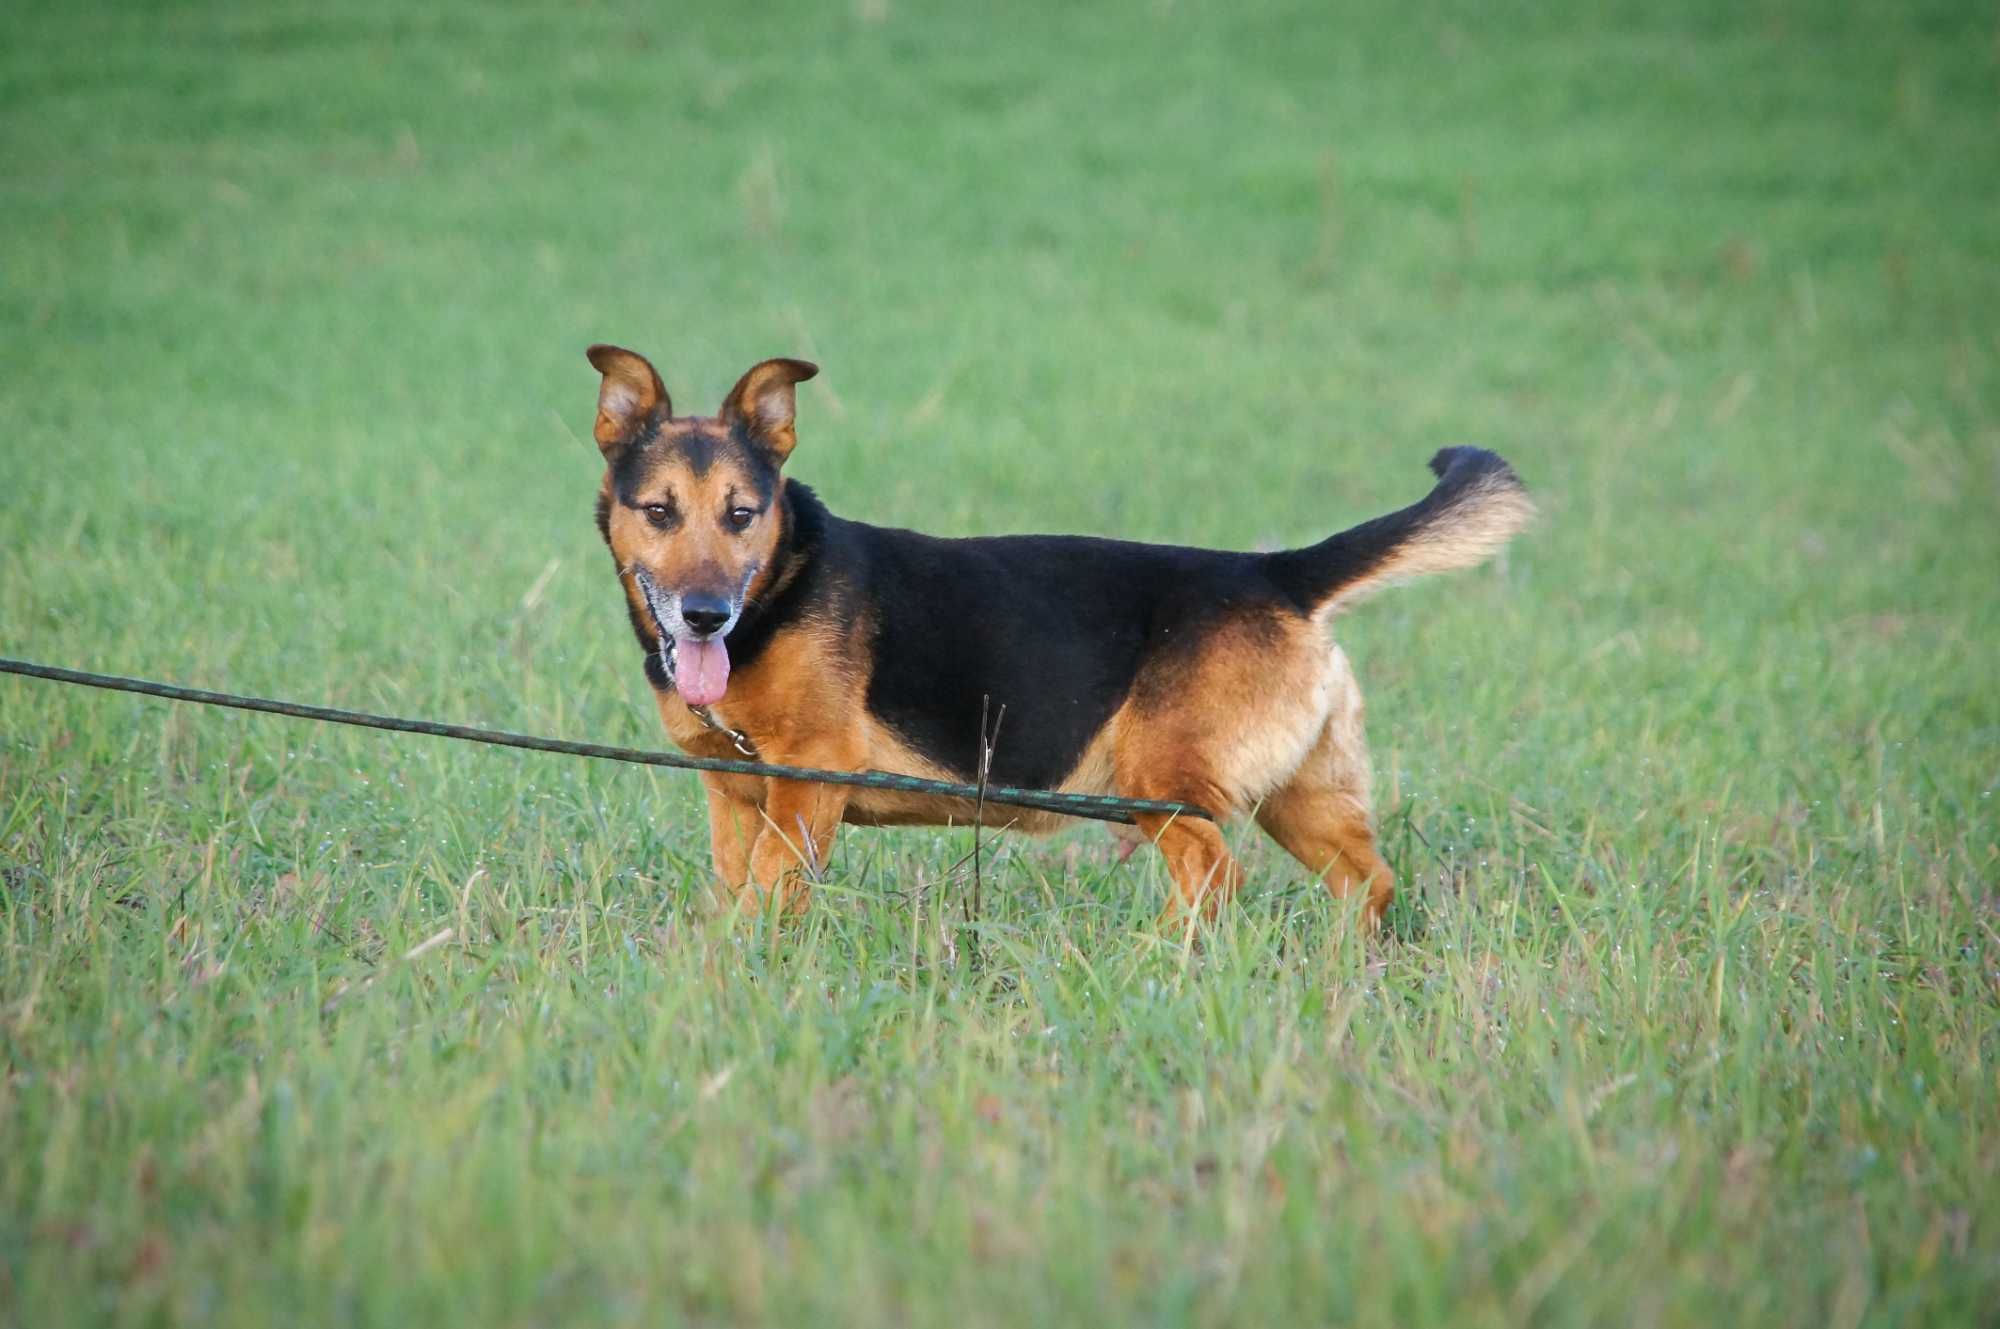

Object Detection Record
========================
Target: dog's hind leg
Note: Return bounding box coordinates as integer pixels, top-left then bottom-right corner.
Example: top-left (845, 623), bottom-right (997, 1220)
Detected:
top-left (1127, 809), bottom-right (1244, 930)
top-left (1256, 777), bottom-right (1393, 927)
top-left (1253, 651), bottom-right (1394, 927)
top-left (1113, 610), bottom-right (1336, 930)
top-left (1113, 746), bottom-right (1245, 928)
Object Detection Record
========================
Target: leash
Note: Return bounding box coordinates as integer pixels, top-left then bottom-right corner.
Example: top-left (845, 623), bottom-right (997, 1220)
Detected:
top-left (687, 702), bottom-right (758, 758)
top-left (0, 656), bottom-right (1212, 826)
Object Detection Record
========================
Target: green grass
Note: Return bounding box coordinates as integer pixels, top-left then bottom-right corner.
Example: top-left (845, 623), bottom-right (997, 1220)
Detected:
top-left (3, 0), bottom-right (1997, 1323)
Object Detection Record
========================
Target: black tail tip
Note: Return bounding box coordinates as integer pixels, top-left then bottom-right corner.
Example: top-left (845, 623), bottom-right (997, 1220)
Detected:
top-left (1427, 446), bottom-right (1520, 488)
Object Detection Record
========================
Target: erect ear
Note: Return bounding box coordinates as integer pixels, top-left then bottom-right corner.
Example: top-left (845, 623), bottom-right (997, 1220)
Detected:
top-left (718, 357), bottom-right (819, 462)
top-left (585, 344), bottom-right (670, 457)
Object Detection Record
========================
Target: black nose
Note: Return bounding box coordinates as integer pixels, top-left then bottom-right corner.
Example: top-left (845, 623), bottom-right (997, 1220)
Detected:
top-left (680, 595), bottom-right (731, 637)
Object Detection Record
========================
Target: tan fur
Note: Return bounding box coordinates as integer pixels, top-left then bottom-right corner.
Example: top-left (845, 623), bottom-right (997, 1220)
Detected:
top-left (1315, 475), bottom-right (1536, 621)
top-left (603, 442), bottom-right (788, 620)
top-left (1253, 646), bottom-right (1394, 919)
top-left (719, 358), bottom-right (817, 462)
top-left (678, 614), bottom-right (1397, 926)
top-left (587, 344), bottom-right (669, 451)
top-left (1109, 614), bottom-right (1352, 924)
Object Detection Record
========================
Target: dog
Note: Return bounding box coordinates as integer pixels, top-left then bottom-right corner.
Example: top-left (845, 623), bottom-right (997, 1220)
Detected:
top-left (585, 345), bottom-right (1532, 926)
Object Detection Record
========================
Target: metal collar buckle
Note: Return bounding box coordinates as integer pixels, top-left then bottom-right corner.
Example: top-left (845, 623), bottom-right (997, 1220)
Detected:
top-left (688, 704), bottom-right (757, 758)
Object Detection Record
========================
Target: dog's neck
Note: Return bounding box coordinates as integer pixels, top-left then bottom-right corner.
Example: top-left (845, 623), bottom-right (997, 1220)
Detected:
top-left (713, 479), bottom-right (829, 673)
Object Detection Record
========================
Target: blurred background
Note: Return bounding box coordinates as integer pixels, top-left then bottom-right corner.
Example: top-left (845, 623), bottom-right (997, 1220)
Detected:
top-left (3, 2), bottom-right (1998, 1322)
top-left (6, 2), bottom-right (1995, 761)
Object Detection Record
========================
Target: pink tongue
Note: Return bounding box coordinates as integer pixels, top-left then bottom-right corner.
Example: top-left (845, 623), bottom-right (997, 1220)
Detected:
top-left (675, 637), bottom-right (731, 706)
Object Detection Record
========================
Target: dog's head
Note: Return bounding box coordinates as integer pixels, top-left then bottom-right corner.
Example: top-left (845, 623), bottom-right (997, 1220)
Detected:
top-left (586, 344), bottom-right (818, 706)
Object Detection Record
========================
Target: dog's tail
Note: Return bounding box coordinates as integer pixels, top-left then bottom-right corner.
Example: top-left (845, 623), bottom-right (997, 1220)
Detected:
top-left (1263, 447), bottom-right (1534, 618)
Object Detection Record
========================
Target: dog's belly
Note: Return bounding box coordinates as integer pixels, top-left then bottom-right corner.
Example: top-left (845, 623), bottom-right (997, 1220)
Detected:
top-left (839, 799), bottom-right (1075, 834)
top-left (836, 714), bottom-right (1118, 833)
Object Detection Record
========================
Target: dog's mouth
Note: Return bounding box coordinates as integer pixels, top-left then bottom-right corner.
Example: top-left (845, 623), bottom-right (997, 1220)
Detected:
top-left (670, 636), bottom-right (730, 707)
top-left (632, 569), bottom-right (733, 707)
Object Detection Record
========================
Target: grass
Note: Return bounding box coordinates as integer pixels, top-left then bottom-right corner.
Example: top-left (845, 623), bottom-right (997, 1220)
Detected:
top-left (2, 0), bottom-right (1997, 1323)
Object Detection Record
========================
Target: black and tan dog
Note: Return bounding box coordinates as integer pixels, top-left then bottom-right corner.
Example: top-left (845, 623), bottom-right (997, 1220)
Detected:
top-left (586, 345), bottom-right (1532, 926)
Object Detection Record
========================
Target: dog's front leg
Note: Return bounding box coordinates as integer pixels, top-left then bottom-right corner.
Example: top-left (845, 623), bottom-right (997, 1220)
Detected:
top-left (744, 773), bottom-right (851, 916)
top-left (699, 773), bottom-right (762, 909)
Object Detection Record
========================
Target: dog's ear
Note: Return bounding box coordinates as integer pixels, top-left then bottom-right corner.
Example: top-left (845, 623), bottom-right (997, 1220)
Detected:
top-left (719, 358), bottom-right (819, 462)
top-left (585, 344), bottom-right (670, 457)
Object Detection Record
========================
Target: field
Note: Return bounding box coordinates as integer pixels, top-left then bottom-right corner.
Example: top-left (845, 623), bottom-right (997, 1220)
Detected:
top-left (3, 0), bottom-right (1998, 1324)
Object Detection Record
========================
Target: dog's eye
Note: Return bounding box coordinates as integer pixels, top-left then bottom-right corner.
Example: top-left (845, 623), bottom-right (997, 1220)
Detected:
top-left (726, 507), bottom-right (756, 531)
top-left (641, 503), bottom-right (673, 528)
